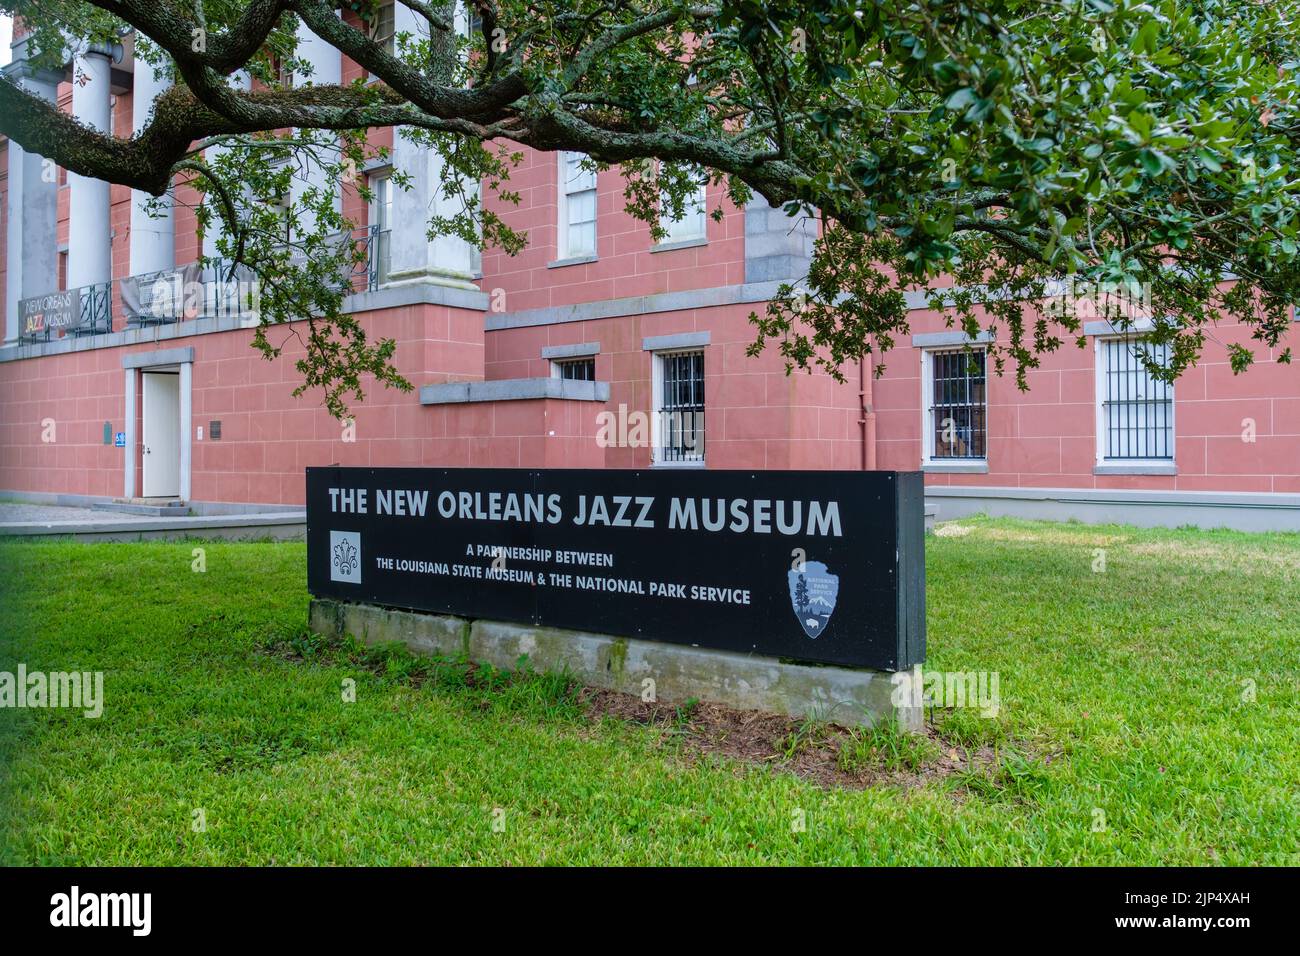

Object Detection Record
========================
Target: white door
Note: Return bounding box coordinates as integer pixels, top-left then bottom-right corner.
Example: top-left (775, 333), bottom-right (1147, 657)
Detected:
top-left (142, 371), bottom-right (181, 497)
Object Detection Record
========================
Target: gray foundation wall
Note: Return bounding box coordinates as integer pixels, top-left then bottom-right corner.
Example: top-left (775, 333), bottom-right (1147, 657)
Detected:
top-left (309, 599), bottom-right (920, 730)
top-left (928, 486), bottom-right (1300, 533)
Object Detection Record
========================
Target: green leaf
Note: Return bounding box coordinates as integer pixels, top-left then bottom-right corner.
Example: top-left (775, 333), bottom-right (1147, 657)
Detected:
top-left (945, 88), bottom-right (977, 111)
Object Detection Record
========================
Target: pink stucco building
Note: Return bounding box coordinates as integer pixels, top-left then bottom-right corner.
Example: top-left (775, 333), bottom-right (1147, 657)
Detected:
top-left (1, 13), bottom-right (1297, 531)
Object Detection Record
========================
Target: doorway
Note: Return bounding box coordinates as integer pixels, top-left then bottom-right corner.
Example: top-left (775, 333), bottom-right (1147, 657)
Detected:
top-left (141, 370), bottom-right (181, 497)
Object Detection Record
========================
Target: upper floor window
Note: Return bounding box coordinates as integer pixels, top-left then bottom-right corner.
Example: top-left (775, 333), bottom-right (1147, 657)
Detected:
top-left (369, 1), bottom-right (397, 59)
top-left (368, 172), bottom-right (392, 283)
top-left (658, 168), bottom-right (707, 244)
top-left (368, 172), bottom-right (392, 232)
top-left (558, 152), bottom-right (597, 259)
top-left (653, 350), bottom-right (705, 465)
top-left (270, 54), bottom-right (293, 89)
top-left (923, 348), bottom-right (987, 461)
top-left (1097, 337), bottom-right (1174, 462)
top-left (265, 194), bottom-right (292, 247)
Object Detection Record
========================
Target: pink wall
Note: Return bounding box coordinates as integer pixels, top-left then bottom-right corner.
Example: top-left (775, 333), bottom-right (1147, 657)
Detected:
top-left (1, 35), bottom-right (1295, 508)
top-left (0, 346), bottom-right (123, 498)
top-left (1, 143), bottom-right (8, 316)
top-left (486, 303), bottom-right (862, 470)
top-left (0, 304), bottom-right (489, 505)
top-left (0, 295), bottom-right (864, 504)
top-left (877, 306), bottom-right (1300, 493)
top-left (480, 146), bottom-right (747, 313)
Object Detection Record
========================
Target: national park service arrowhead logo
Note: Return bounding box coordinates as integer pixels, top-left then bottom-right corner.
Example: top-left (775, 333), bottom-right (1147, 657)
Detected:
top-left (787, 560), bottom-right (839, 639)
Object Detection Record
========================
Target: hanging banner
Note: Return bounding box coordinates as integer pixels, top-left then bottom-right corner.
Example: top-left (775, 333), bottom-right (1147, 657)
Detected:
top-left (19, 289), bottom-right (79, 339)
top-left (120, 264), bottom-right (203, 324)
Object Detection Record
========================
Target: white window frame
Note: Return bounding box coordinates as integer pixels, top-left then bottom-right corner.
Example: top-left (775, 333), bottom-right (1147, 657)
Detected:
top-left (557, 151), bottom-right (598, 260)
top-left (368, 172), bottom-right (392, 231)
top-left (550, 357), bottom-right (596, 381)
top-left (367, 1), bottom-right (397, 78)
top-left (650, 349), bottom-right (706, 467)
top-left (1094, 334), bottom-right (1176, 467)
top-left (275, 54), bottom-right (294, 89)
top-left (266, 193), bottom-right (292, 247)
top-left (367, 171), bottom-right (392, 284)
top-left (656, 167), bottom-right (708, 245)
top-left (920, 346), bottom-right (989, 467)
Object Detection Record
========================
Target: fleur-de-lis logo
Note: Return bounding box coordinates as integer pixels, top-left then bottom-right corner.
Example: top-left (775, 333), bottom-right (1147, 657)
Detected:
top-left (333, 539), bottom-right (358, 577)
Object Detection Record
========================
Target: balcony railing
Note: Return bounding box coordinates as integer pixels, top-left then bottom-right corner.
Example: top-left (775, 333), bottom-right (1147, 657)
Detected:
top-left (281, 224), bottom-right (390, 296)
top-left (203, 259), bottom-right (260, 323)
top-left (348, 224), bottom-right (389, 293)
top-left (78, 282), bottom-right (113, 336)
top-left (16, 227), bottom-right (390, 345)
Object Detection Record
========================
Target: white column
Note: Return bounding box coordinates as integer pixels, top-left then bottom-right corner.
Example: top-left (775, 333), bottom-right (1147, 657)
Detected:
top-left (202, 72), bottom-right (251, 261)
top-left (387, 2), bottom-right (478, 290)
top-left (179, 361), bottom-right (192, 501)
top-left (4, 61), bottom-right (60, 343)
top-left (123, 368), bottom-right (136, 498)
top-left (66, 46), bottom-right (114, 291)
top-left (290, 18), bottom-right (343, 243)
top-left (4, 137), bottom-right (24, 342)
top-left (129, 57), bottom-right (174, 277)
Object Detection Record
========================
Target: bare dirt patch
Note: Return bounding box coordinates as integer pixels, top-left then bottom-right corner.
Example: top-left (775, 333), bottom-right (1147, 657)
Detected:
top-left (265, 628), bottom-right (1050, 796)
top-left (579, 686), bottom-right (1016, 792)
top-left (1126, 539), bottom-right (1300, 574)
top-left (974, 526), bottom-right (1131, 547)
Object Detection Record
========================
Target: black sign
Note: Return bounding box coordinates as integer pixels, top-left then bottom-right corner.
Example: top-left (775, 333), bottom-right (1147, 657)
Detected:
top-left (306, 468), bottom-right (925, 670)
top-left (19, 289), bottom-right (79, 338)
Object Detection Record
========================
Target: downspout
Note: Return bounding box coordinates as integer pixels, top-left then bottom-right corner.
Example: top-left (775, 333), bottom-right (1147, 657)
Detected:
top-left (860, 355), bottom-right (877, 470)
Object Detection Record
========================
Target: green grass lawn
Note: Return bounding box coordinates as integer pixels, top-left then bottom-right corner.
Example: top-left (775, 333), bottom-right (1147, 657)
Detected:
top-left (1, 517), bottom-right (1297, 865)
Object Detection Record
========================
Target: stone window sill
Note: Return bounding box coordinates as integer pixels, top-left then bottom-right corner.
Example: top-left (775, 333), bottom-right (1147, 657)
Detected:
top-left (923, 461), bottom-right (989, 474)
top-left (1093, 462), bottom-right (1177, 476)
top-left (547, 255), bottom-right (598, 269)
top-left (650, 237), bottom-right (708, 254)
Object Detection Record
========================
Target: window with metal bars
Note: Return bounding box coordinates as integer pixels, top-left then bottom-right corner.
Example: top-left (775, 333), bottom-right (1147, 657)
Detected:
top-left (656, 350), bottom-right (705, 463)
top-left (927, 349), bottom-right (987, 460)
top-left (1100, 338), bottom-right (1174, 460)
top-left (555, 358), bottom-right (595, 381)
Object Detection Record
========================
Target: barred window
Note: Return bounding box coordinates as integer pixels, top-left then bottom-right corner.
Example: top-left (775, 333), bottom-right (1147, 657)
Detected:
top-left (1100, 338), bottom-right (1174, 460)
top-left (926, 349), bottom-right (987, 460)
top-left (559, 152), bottom-right (597, 258)
top-left (655, 350), bottom-right (705, 464)
top-left (555, 358), bottom-right (595, 381)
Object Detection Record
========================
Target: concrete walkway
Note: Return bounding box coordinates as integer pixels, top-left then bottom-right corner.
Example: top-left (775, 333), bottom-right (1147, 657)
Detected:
top-left (0, 502), bottom-right (305, 541)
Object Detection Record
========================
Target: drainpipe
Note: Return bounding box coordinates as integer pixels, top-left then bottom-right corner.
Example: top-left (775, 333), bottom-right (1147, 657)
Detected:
top-left (859, 355), bottom-right (877, 470)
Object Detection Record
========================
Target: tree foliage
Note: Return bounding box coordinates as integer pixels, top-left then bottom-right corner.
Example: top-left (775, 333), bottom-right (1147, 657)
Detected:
top-left (2, 0), bottom-right (1298, 413)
